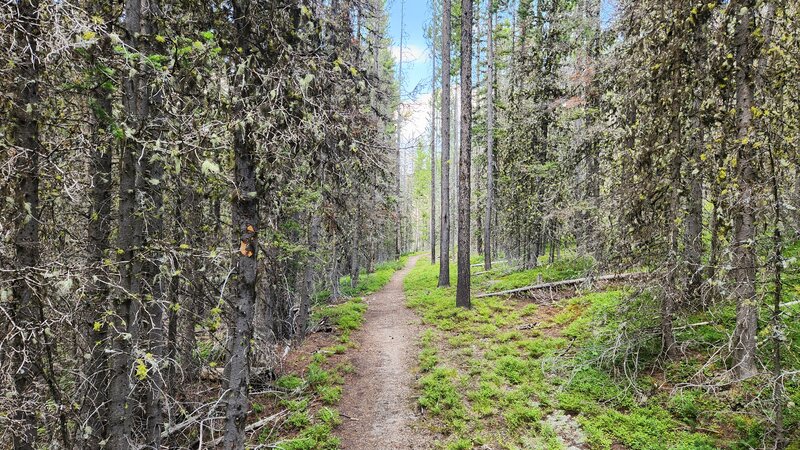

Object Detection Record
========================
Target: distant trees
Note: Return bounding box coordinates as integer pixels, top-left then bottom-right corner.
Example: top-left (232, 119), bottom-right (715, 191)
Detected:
top-left (0, 0), bottom-right (399, 447)
top-left (421, 0), bottom-right (798, 416)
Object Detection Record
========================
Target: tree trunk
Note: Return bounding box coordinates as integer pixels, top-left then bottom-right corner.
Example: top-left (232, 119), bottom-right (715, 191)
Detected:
top-left (109, 0), bottom-right (149, 445)
top-left (663, 145), bottom-right (681, 359)
top-left (483, 8), bottom-right (495, 272)
top-left (297, 213), bottom-right (320, 339)
top-left (350, 213), bottom-right (362, 289)
top-left (223, 1), bottom-right (259, 446)
top-left (438, 0), bottom-right (452, 287)
top-left (431, 49), bottom-right (437, 265)
top-left (142, 126), bottom-right (165, 450)
top-left (456, 0), bottom-right (473, 309)
top-left (10, 2), bottom-right (42, 447)
top-left (223, 126), bottom-right (259, 450)
top-left (685, 14), bottom-right (708, 304)
top-left (730, 0), bottom-right (759, 380)
top-left (395, 0), bottom-right (405, 259)
top-left (81, 6), bottom-right (114, 446)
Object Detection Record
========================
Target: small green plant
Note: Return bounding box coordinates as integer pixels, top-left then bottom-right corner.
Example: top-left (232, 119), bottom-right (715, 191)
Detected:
top-left (276, 374), bottom-right (304, 390)
top-left (418, 367), bottom-right (466, 431)
top-left (316, 385), bottom-right (342, 405)
top-left (317, 407), bottom-right (342, 426)
top-left (306, 363), bottom-right (330, 386)
top-left (287, 409), bottom-right (311, 429)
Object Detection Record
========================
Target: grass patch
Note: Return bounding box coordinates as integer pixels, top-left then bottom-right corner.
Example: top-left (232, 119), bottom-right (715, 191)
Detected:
top-left (404, 254), bottom-right (800, 449)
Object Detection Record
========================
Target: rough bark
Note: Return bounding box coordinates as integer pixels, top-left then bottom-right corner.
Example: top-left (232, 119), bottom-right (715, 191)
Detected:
top-left (395, 0), bottom-right (404, 259)
top-left (109, 0), bottom-right (149, 445)
top-left (430, 49), bottom-right (437, 265)
top-left (297, 213), bottom-right (321, 339)
top-left (350, 211), bottom-right (362, 289)
top-left (223, 125), bottom-right (259, 450)
top-left (82, 20), bottom-right (114, 444)
top-left (10, 2), bottom-right (42, 447)
top-left (684, 14), bottom-right (708, 304)
top-left (730, 0), bottom-right (759, 380)
top-left (438, 0), bottom-right (452, 287)
top-left (483, 8), bottom-right (495, 272)
top-left (222, 0), bottom-right (259, 446)
top-left (456, 0), bottom-right (473, 309)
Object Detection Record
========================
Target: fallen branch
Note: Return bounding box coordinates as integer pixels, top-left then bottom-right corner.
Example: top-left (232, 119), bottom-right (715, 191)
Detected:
top-left (673, 321), bottom-right (712, 331)
top-left (476, 272), bottom-right (646, 298)
top-left (471, 260), bottom-right (506, 267)
top-left (199, 411), bottom-right (286, 448)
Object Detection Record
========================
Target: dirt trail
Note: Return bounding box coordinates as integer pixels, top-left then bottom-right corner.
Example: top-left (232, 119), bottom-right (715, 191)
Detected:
top-left (337, 255), bottom-right (434, 449)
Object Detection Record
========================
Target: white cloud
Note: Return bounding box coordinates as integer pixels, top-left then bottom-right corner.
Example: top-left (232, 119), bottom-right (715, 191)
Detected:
top-left (390, 44), bottom-right (431, 64)
top-left (398, 91), bottom-right (434, 150)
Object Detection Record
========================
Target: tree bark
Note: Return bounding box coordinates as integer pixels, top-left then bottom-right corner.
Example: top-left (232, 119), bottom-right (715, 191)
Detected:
top-left (430, 48), bottom-right (437, 265)
top-left (395, 0), bottom-right (405, 259)
top-left (730, 0), bottom-right (759, 380)
top-left (10, 2), bottom-right (42, 447)
top-left (82, 17), bottom-right (114, 444)
top-left (109, 0), bottom-right (149, 445)
top-left (456, 0), bottom-right (473, 309)
top-left (483, 8), bottom-right (495, 272)
top-left (438, 0), bottom-right (452, 287)
top-left (223, 0), bottom-right (259, 446)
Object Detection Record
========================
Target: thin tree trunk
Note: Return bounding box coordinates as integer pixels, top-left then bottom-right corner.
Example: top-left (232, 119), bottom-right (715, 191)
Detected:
top-left (730, 0), bottom-right (759, 380)
top-left (350, 213), bottom-right (362, 289)
top-left (297, 213), bottom-right (320, 339)
top-left (81, 8), bottom-right (114, 446)
top-left (395, 0), bottom-right (405, 259)
top-left (430, 51), bottom-right (437, 264)
top-left (109, 0), bottom-right (149, 445)
top-left (223, 0), bottom-right (259, 446)
top-left (10, 2), bottom-right (42, 447)
top-left (768, 147), bottom-right (786, 450)
top-left (456, 0), bottom-right (473, 309)
top-left (439, 0), bottom-right (452, 287)
top-left (663, 146), bottom-right (681, 359)
top-left (223, 127), bottom-right (259, 450)
top-left (484, 8), bottom-right (494, 271)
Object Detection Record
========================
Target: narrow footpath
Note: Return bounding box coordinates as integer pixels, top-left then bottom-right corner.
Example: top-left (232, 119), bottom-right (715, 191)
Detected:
top-left (337, 255), bottom-right (434, 449)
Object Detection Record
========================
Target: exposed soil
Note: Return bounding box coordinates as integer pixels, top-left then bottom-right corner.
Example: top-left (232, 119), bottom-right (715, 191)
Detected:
top-left (337, 255), bottom-right (435, 449)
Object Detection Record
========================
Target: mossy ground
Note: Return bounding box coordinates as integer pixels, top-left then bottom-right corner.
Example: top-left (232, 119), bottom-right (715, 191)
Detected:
top-left (405, 253), bottom-right (800, 450)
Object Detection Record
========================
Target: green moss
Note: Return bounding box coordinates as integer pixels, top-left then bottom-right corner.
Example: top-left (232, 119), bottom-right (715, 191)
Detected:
top-left (315, 385), bottom-right (342, 405)
top-left (505, 403), bottom-right (543, 431)
top-left (276, 374), bottom-right (304, 390)
top-left (306, 363), bottom-right (330, 386)
top-left (419, 367), bottom-right (467, 431)
top-left (495, 355), bottom-right (529, 385)
top-left (317, 407), bottom-right (342, 426)
top-left (287, 409), bottom-right (311, 429)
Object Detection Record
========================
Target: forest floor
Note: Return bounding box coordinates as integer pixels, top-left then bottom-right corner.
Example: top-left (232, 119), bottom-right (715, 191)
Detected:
top-left (401, 254), bottom-right (800, 450)
top-left (336, 254), bottom-right (437, 449)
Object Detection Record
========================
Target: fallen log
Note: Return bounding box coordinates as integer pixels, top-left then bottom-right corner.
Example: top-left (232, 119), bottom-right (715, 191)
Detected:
top-left (476, 272), bottom-right (646, 298)
top-left (471, 260), bottom-right (506, 267)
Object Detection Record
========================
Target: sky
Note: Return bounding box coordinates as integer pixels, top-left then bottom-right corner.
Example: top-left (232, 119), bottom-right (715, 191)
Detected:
top-left (386, 0), bottom-right (618, 155)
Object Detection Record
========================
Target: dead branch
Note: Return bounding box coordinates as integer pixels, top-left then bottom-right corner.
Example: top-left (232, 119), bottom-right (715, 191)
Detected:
top-left (476, 272), bottom-right (646, 298)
